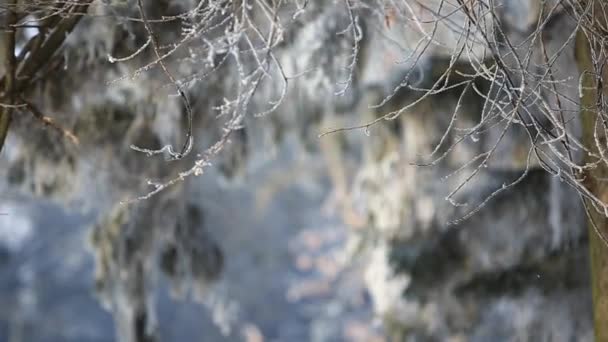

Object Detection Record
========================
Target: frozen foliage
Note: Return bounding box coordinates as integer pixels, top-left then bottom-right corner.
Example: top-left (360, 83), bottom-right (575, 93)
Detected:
top-left (1, 0), bottom-right (606, 340)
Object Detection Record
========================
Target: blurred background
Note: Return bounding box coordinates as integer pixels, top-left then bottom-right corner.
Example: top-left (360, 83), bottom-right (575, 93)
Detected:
top-left (0, 0), bottom-right (596, 341)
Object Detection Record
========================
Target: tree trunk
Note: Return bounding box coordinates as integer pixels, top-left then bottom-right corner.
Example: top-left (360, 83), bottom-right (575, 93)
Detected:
top-left (0, 0), bottom-right (17, 151)
top-left (575, 2), bottom-right (608, 339)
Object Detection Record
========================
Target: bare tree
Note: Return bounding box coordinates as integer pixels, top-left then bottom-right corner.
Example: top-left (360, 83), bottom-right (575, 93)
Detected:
top-left (2, 0), bottom-right (608, 340)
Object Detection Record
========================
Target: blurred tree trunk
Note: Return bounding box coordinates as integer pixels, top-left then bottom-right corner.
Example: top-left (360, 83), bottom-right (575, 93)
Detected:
top-left (0, 0), bottom-right (17, 151)
top-left (576, 1), bottom-right (608, 340)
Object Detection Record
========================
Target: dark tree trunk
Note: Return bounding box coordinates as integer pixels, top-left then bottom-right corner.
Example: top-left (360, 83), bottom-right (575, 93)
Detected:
top-left (575, 2), bottom-right (608, 339)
